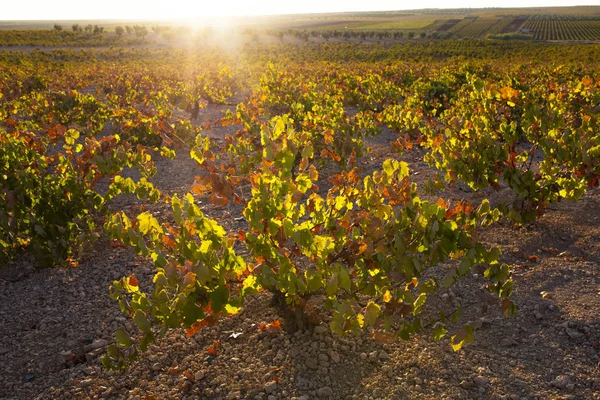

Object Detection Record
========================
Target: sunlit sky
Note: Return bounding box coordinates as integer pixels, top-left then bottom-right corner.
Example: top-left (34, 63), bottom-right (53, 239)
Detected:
top-left (2, 0), bottom-right (598, 20)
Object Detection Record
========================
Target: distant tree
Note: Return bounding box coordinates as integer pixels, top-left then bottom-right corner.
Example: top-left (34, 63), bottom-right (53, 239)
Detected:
top-left (408, 32), bottom-right (415, 39)
top-left (85, 24), bottom-right (93, 33)
top-left (53, 24), bottom-right (63, 31)
top-left (133, 25), bottom-right (148, 38)
top-left (115, 26), bottom-right (124, 37)
top-left (93, 25), bottom-right (101, 34)
top-left (420, 32), bottom-right (426, 38)
top-left (71, 24), bottom-right (79, 32)
top-left (277, 31), bottom-right (284, 42)
top-left (125, 25), bottom-right (133, 35)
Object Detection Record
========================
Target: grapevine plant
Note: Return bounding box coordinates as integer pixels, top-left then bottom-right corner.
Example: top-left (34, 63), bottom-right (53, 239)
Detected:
top-left (103, 116), bottom-right (513, 369)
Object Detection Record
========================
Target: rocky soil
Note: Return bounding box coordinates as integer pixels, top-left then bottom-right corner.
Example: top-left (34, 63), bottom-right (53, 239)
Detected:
top-left (1, 104), bottom-right (599, 400)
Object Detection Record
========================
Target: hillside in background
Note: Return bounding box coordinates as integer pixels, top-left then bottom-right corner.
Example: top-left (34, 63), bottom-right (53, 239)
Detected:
top-left (2, 6), bottom-right (600, 42)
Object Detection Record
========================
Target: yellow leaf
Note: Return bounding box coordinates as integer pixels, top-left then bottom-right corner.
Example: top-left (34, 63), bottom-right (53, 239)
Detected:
top-left (383, 290), bottom-right (392, 303)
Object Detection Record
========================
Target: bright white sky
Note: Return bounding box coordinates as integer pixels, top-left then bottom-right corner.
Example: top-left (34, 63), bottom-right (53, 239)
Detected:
top-left (2, 0), bottom-right (598, 20)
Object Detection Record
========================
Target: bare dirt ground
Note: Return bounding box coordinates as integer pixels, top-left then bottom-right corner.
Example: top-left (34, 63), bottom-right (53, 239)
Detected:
top-left (0, 103), bottom-right (599, 400)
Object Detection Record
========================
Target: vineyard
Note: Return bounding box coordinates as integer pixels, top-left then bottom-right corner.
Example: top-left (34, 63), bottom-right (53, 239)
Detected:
top-left (522, 18), bottom-right (600, 41)
top-left (0, 40), bottom-right (600, 400)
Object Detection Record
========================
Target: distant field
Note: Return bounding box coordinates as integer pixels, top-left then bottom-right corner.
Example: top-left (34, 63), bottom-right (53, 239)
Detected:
top-left (343, 19), bottom-right (436, 31)
top-left (1, 6), bottom-right (600, 41)
top-left (522, 19), bottom-right (600, 41)
top-left (250, 7), bottom-right (600, 40)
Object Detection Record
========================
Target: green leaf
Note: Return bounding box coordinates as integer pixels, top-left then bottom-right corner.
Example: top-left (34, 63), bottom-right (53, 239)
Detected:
top-left (306, 268), bottom-right (323, 292)
top-left (64, 129), bottom-right (80, 145)
top-left (382, 159), bottom-right (396, 176)
top-left (137, 213), bottom-right (156, 235)
top-left (338, 266), bottom-right (351, 291)
top-left (443, 268), bottom-right (458, 288)
top-left (364, 302), bottom-right (380, 327)
top-left (190, 146), bottom-right (205, 164)
top-left (413, 293), bottom-right (427, 315)
top-left (107, 344), bottom-right (119, 357)
top-left (398, 161), bottom-right (410, 180)
top-left (432, 323), bottom-right (447, 342)
top-left (210, 285), bottom-right (229, 313)
top-left (133, 310), bottom-right (151, 333)
top-left (450, 326), bottom-right (474, 351)
top-left (115, 328), bottom-right (132, 348)
top-left (101, 355), bottom-right (112, 369)
top-left (325, 274), bottom-right (339, 296)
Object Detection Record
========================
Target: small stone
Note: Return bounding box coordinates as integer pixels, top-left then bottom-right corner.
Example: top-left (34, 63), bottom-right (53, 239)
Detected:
top-left (195, 371), bottom-right (205, 381)
top-left (565, 328), bottom-right (583, 339)
top-left (473, 376), bottom-right (488, 386)
top-left (552, 375), bottom-right (570, 389)
top-left (330, 351), bottom-right (340, 363)
top-left (264, 381), bottom-right (278, 394)
top-left (414, 384), bottom-right (422, 392)
top-left (314, 325), bottom-right (328, 335)
top-left (378, 350), bottom-right (389, 360)
top-left (181, 380), bottom-right (192, 393)
top-left (540, 291), bottom-right (551, 299)
top-left (317, 386), bottom-right (333, 397)
top-left (85, 348), bottom-right (104, 362)
top-left (460, 380), bottom-right (472, 389)
top-left (359, 353), bottom-right (367, 360)
top-left (152, 363), bottom-right (161, 371)
top-left (83, 339), bottom-right (109, 353)
top-left (297, 396), bottom-right (310, 400)
top-left (305, 357), bottom-right (318, 370)
top-left (78, 379), bottom-right (92, 388)
top-left (227, 390), bottom-right (242, 400)
top-left (58, 350), bottom-right (75, 364)
top-left (534, 311), bottom-right (543, 320)
top-left (501, 338), bottom-right (518, 347)
top-left (268, 396), bottom-right (277, 400)
top-left (318, 353), bottom-right (329, 362)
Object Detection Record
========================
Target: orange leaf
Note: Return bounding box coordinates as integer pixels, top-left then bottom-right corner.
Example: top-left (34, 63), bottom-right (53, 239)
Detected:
top-left (186, 323), bottom-right (202, 338)
top-left (207, 340), bottom-right (220, 356)
top-left (209, 193), bottom-right (229, 206)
